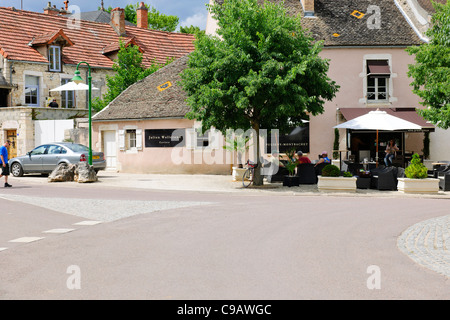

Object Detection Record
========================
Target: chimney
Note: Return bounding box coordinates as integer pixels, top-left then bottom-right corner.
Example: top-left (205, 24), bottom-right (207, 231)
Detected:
top-left (301, 0), bottom-right (314, 17)
top-left (136, 2), bottom-right (148, 29)
top-left (44, 2), bottom-right (60, 15)
top-left (111, 8), bottom-right (126, 36)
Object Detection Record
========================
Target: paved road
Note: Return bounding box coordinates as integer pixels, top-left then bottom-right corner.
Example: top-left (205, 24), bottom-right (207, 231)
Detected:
top-left (0, 173), bottom-right (448, 299)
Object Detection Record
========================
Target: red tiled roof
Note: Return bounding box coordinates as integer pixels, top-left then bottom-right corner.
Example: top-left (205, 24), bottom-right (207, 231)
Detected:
top-left (0, 7), bottom-right (195, 68)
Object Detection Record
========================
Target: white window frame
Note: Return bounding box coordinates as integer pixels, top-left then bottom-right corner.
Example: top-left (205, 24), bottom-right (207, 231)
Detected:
top-left (119, 127), bottom-right (142, 153)
top-left (359, 54), bottom-right (398, 105)
top-left (24, 75), bottom-right (40, 106)
top-left (367, 76), bottom-right (389, 103)
top-left (49, 45), bottom-right (61, 72)
top-left (60, 78), bottom-right (75, 108)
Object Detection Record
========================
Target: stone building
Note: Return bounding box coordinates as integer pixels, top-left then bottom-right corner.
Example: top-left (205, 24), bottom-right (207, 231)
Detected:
top-left (0, 2), bottom-right (195, 159)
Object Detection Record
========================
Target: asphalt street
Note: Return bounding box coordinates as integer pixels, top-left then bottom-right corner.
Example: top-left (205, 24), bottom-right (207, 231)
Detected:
top-left (0, 172), bottom-right (448, 300)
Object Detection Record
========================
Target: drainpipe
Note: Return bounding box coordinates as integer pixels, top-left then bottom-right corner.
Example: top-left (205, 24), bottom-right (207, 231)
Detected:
top-left (9, 60), bottom-right (14, 107)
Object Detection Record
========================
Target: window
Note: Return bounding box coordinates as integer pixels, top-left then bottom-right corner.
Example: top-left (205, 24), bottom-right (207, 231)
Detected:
top-left (49, 46), bottom-right (61, 72)
top-left (61, 78), bottom-right (75, 108)
top-left (196, 131), bottom-right (209, 148)
top-left (366, 60), bottom-right (390, 103)
top-left (126, 129), bottom-right (137, 150)
top-left (25, 75), bottom-right (39, 106)
top-left (118, 129), bottom-right (142, 152)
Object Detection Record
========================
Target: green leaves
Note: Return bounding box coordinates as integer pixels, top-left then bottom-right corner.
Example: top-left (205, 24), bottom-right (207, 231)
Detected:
top-left (407, 1), bottom-right (450, 129)
top-left (92, 40), bottom-right (166, 111)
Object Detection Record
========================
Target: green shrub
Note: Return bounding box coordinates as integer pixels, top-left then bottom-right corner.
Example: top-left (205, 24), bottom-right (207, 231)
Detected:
top-left (405, 153), bottom-right (428, 179)
top-left (321, 164), bottom-right (340, 177)
top-left (343, 171), bottom-right (353, 177)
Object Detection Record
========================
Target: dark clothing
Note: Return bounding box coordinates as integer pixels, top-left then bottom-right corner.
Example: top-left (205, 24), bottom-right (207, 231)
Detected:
top-left (1, 163), bottom-right (9, 176)
top-left (49, 101), bottom-right (59, 108)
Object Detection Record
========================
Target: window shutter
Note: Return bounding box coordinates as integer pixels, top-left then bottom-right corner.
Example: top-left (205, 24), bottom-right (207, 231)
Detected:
top-left (185, 128), bottom-right (196, 149)
top-left (118, 130), bottom-right (125, 151)
top-left (136, 129), bottom-right (143, 150)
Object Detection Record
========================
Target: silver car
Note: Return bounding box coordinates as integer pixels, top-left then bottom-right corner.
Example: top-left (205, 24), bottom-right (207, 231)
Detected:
top-left (9, 142), bottom-right (106, 177)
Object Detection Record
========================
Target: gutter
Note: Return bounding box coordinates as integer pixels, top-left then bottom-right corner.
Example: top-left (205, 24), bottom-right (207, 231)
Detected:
top-left (393, 0), bottom-right (430, 43)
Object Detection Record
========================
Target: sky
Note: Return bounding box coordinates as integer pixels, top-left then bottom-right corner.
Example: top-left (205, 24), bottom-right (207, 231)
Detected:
top-left (0, 0), bottom-right (211, 29)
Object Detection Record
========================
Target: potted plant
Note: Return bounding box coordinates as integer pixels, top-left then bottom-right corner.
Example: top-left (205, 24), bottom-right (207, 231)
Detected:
top-left (317, 164), bottom-right (357, 191)
top-left (397, 153), bottom-right (439, 193)
top-left (223, 132), bottom-right (250, 181)
top-left (283, 148), bottom-right (300, 187)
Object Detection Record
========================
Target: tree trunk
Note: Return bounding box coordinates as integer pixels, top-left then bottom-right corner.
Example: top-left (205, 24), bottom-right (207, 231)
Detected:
top-left (252, 123), bottom-right (264, 186)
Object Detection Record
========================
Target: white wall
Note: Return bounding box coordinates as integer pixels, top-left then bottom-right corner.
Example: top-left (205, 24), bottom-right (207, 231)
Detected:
top-left (35, 119), bottom-right (74, 146)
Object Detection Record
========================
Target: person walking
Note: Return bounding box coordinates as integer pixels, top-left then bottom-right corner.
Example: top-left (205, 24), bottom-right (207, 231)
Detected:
top-left (0, 140), bottom-right (12, 187)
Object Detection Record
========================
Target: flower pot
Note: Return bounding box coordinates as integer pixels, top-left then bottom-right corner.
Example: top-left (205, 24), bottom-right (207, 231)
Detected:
top-left (232, 167), bottom-right (247, 181)
top-left (397, 178), bottom-right (439, 193)
top-left (283, 175), bottom-right (300, 187)
top-left (317, 176), bottom-right (357, 192)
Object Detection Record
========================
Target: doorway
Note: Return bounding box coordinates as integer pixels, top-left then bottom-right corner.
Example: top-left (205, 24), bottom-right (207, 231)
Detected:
top-left (6, 130), bottom-right (17, 159)
top-left (0, 89), bottom-right (9, 107)
top-left (102, 131), bottom-right (117, 170)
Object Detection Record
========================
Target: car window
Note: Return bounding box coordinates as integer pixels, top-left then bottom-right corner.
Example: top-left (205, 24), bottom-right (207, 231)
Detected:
top-left (30, 145), bottom-right (47, 155)
top-left (65, 144), bottom-right (89, 152)
top-left (47, 145), bottom-right (64, 154)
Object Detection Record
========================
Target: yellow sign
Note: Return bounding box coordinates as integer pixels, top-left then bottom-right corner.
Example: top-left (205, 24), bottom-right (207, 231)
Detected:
top-left (157, 81), bottom-right (172, 92)
top-left (351, 10), bottom-right (365, 19)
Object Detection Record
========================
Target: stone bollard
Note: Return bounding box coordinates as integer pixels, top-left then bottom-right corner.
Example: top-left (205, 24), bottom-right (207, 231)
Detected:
top-left (48, 163), bottom-right (76, 182)
top-left (48, 162), bottom-right (97, 183)
top-left (74, 162), bottom-right (98, 183)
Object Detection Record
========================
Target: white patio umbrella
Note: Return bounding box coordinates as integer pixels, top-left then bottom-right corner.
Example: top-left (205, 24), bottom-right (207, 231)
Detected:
top-left (49, 81), bottom-right (99, 92)
top-left (333, 109), bottom-right (422, 166)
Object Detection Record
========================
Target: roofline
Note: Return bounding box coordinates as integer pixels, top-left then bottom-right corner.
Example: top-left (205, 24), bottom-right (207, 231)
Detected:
top-left (92, 116), bottom-right (188, 122)
top-left (323, 45), bottom-right (418, 49)
top-left (393, 0), bottom-right (430, 43)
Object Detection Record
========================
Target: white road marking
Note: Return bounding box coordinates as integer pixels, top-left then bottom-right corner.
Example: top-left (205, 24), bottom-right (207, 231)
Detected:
top-left (9, 237), bottom-right (44, 243)
top-left (73, 220), bottom-right (102, 226)
top-left (43, 228), bottom-right (75, 234)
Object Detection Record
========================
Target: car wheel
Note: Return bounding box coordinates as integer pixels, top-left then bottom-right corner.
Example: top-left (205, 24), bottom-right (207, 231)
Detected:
top-left (11, 162), bottom-right (24, 177)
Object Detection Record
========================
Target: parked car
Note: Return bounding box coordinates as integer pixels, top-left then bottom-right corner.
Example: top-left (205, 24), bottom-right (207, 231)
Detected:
top-left (9, 142), bottom-right (106, 177)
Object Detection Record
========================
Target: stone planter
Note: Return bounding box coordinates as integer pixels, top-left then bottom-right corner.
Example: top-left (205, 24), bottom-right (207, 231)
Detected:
top-left (232, 167), bottom-right (247, 181)
top-left (317, 176), bottom-right (357, 192)
top-left (397, 178), bottom-right (440, 193)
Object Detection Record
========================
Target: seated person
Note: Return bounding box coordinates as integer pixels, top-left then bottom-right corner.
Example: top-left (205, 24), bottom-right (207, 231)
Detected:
top-left (266, 151), bottom-right (285, 183)
top-left (296, 151), bottom-right (311, 164)
top-left (314, 151), bottom-right (331, 167)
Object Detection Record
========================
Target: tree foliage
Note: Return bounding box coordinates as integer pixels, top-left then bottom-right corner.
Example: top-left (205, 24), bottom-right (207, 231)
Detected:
top-left (407, 1), bottom-right (450, 129)
top-left (180, 25), bottom-right (205, 36)
top-left (92, 40), bottom-right (167, 111)
top-left (103, 3), bottom-right (179, 32)
top-left (180, 0), bottom-right (339, 185)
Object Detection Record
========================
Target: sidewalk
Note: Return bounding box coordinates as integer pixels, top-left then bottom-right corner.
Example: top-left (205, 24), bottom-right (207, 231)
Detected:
top-left (16, 170), bottom-right (450, 199)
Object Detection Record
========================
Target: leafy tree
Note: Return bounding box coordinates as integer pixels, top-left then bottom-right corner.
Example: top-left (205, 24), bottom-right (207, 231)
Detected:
top-left (92, 40), bottom-right (167, 111)
top-left (407, 1), bottom-right (450, 129)
top-left (180, 0), bottom-right (339, 185)
top-left (180, 25), bottom-right (205, 36)
top-left (102, 3), bottom-right (179, 32)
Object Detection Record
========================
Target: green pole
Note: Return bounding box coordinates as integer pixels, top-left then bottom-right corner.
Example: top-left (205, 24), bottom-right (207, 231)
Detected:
top-left (72, 61), bottom-right (92, 165)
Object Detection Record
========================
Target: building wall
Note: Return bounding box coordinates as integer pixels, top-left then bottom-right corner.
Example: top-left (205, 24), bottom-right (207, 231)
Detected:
top-left (3, 60), bottom-right (114, 109)
top-left (309, 47), bottom-right (424, 161)
top-left (93, 119), bottom-right (232, 174)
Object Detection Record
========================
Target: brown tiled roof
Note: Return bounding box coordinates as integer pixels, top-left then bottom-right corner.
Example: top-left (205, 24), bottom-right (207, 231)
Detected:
top-left (214, 0), bottom-right (423, 46)
top-left (0, 7), bottom-right (195, 68)
top-left (93, 54), bottom-right (190, 121)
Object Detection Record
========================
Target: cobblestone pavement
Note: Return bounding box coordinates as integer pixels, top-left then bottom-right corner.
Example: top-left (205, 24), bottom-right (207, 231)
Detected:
top-left (397, 215), bottom-right (450, 278)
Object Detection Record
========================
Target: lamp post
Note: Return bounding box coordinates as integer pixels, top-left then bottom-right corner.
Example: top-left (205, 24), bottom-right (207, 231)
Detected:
top-left (71, 62), bottom-right (93, 165)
